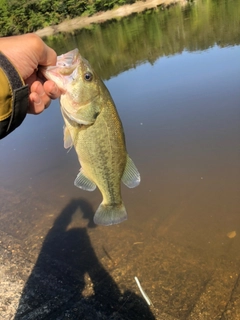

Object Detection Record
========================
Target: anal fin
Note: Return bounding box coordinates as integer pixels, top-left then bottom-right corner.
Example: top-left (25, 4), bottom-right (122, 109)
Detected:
top-left (74, 169), bottom-right (96, 191)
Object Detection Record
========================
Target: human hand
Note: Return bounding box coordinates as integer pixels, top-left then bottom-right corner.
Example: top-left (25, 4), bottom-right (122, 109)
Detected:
top-left (0, 33), bottom-right (61, 114)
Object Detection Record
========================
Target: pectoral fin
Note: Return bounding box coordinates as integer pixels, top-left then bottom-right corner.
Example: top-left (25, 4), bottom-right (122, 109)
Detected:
top-left (63, 125), bottom-right (73, 149)
top-left (74, 170), bottom-right (96, 191)
top-left (122, 155), bottom-right (141, 188)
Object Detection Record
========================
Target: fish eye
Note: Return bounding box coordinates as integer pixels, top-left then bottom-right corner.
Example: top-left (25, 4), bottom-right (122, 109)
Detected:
top-left (84, 72), bottom-right (93, 81)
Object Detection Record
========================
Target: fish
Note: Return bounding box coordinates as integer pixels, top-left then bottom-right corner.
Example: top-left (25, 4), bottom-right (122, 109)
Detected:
top-left (41, 49), bottom-right (140, 226)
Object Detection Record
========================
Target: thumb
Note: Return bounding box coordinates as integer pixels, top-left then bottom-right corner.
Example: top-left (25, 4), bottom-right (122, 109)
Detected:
top-left (38, 44), bottom-right (57, 67)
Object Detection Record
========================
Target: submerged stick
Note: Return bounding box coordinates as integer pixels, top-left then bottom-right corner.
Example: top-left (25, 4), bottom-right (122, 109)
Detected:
top-left (134, 276), bottom-right (153, 306)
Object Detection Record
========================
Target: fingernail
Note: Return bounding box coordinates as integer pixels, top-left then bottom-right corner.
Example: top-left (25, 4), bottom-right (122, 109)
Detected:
top-left (50, 85), bottom-right (59, 96)
top-left (34, 96), bottom-right (41, 105)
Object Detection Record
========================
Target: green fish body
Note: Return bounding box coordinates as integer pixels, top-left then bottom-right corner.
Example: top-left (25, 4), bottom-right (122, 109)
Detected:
top-left (42, 49), bottom-right (140, 226)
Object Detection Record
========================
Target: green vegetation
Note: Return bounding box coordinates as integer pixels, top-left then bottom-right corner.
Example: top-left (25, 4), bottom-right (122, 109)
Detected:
top-left (43, 0), bottom-right (240, 80)
top-left (0, 0), bottom-right (135, 36)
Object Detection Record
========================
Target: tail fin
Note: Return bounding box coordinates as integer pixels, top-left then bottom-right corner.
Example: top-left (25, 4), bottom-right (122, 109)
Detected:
top-left (93, 203), bottom-right (127, 226)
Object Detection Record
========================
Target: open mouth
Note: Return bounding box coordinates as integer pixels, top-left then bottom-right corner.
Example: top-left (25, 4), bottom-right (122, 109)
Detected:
top-left (56, 48), bottom-right (80, 68)
top-left (40, 48), bottom-right (80, 79)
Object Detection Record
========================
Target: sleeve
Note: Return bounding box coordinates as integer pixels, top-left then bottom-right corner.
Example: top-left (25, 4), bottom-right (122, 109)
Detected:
top-left (0, 52), bottom-right (29, 139)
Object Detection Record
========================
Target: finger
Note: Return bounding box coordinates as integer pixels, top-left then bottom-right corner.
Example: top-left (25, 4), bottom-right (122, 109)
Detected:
top-left (31, 80), bottom-right (45, 96)
top-left (30, 81), bottom-right (51, 108)
top-left (39, 43), bottom-right (57, 67)
top-left (24, 72), bottom-right (38, 87)
top-left (28, 92), bottom-right (45, 114)
top-left (43, 80), bottom-right (61, 99)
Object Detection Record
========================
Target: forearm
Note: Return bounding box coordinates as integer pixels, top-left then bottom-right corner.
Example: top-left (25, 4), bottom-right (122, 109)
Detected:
top-left (0, 52), bottom-right (29, 139)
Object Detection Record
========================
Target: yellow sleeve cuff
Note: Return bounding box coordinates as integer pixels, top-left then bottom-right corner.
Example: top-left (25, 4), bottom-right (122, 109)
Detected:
top-left (0, 68), bottom-right (13, 120)
top-left (0, 52), bottom-right (29, 139)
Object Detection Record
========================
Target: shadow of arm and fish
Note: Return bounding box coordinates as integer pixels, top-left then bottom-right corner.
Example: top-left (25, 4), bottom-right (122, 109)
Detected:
top-left (14, 199), bottom-right (155, 320)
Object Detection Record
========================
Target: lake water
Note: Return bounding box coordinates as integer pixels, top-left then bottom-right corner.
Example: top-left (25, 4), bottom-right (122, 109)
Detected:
top-left (1, 0), bottom-right (240, 319)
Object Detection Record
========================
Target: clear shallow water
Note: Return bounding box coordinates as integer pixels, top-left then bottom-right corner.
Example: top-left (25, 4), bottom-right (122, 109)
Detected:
top-left (1, 1), bottom-right (240, 319)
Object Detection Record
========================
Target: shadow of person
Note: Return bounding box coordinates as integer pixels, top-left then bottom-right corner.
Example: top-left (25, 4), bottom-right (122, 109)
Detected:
top-left (14, 199), bottom-right (155, 320)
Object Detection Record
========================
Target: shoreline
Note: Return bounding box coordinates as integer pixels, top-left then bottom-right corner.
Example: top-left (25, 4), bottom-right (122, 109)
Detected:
top-left (35, 0), bottom-right (187, 38)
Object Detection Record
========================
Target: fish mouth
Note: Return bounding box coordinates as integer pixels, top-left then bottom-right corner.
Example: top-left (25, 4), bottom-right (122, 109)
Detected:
top-left (40, 48), bottom-right (80, 83)
top-left (56, 48), bottom-right (80, 68)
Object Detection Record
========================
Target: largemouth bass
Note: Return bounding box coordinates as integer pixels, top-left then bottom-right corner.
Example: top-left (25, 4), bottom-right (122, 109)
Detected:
top-left (42, 49), bottom-right (140, 226)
